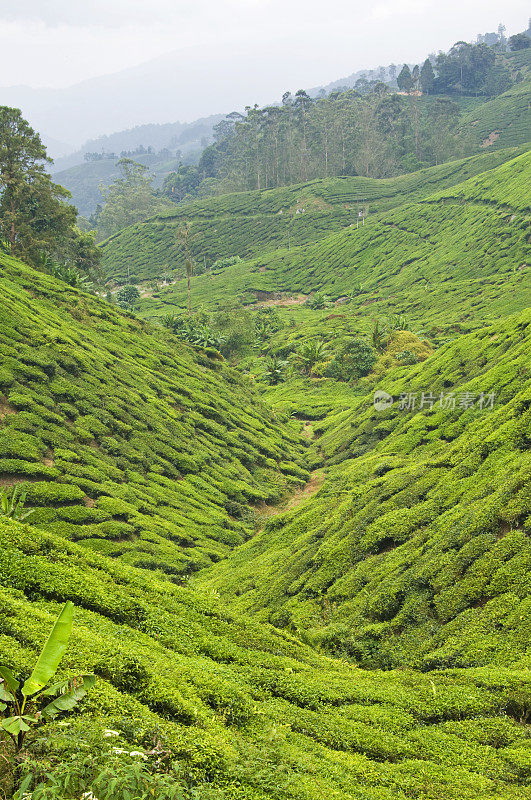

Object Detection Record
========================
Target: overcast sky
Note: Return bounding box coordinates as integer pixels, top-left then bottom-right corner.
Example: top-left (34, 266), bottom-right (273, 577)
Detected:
top-left (1, 0), bottom-right (529, 90)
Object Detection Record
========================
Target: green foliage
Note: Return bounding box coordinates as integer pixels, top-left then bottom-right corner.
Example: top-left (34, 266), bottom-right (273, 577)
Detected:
top-left (461, 80), bottom-right (531, 150)
top-left (140, 149), bottom-right (530, 335)
top-left (1, 516), bottom-right (531, 799)
top-left (263, 357), bottom-right (289, 385)
top-left (101, 146), bottom-right (525, 286)
top-left (162, 164), bottom-right (202, 203)
top-left (420, 59), bottom-right (436, 93)
top-left (509, 33), bottom-right (530, 51)
top-left (197, 309), bottom-right (531, 675)
top-left (0, 252), bottom-right (306, 578)
top-left (293, 340), bottom-right (329, 376)
top-left (1, 63), bottom-right (530, 800)
top-left (0, 487), bottom-right (34, 522)
top-left (95, 159), bottom-right (170, 239)
top-left (1, 601), bottom-right (94, 752)
top-left (211, 256), bottom-right (243, 270)
top-left (305, 293), bottom-right (329, 310)
top-left (397, 64), bottom-right (414, 93)
top-left (324, 338), bottom-right (377, 381)
top-left (116, 284), bottom-right (140, 311)
top-left (0, 106), bottom-right (100, 277)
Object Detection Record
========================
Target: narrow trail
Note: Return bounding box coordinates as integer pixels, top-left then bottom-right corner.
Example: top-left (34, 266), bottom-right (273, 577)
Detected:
top-left (253, 419), bottom-right (325, 525)
top-left (255, 468), bottom-right (325, 523)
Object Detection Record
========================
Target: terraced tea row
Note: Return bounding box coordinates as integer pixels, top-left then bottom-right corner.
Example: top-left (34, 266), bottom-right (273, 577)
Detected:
top-left (101, 147), bottom-right (528, 285)
top-left (0, 255), bottom-right (307, 577)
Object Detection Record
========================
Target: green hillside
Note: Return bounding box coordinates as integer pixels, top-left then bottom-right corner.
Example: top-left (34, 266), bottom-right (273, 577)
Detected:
top-left (462, 79), bottom-right (531, 150)
top-left (194, 309), bottom-right (531, 671)
top-left (0, 255), bottom-right (307, 578)
top-left (137, 150), bottom-right (531, 331)
top-left (2, 516), bottom-right (531, 799)
top-left (1, 265), bottom-right (530, 799)
top-left (1, 47), bottom-right (531, 800)
top-left (101, 147), bottom-right (527, 285)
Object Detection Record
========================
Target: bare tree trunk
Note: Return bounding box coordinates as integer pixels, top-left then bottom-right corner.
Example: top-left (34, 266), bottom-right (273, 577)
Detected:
top-left (9, 196), bottom-right (16, 252)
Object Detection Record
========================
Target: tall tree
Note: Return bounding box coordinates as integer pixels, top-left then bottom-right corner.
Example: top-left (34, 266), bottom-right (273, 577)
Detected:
top-left (508, 32), bottom-right (530, 50)
top-left (397, 65), bottom-right (414, 93)
top-left (96, 158), bottom-right (167, 238)
top-left (420, 59), bottom-right (435, 93)
top-left (0, 106), bottom-right (99, 276)
top-left (175, 223), bottom-right (196, 315)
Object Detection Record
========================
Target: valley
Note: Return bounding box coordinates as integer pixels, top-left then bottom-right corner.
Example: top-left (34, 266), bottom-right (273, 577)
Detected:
top-left (0, 21), bottom-right (530, 800)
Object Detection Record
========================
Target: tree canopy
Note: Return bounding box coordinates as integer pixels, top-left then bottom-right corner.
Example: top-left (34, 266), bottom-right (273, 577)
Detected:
top-left (95, 158), bottom-right (169, 239)
top-left (0, 106), bottom-right (100, 279)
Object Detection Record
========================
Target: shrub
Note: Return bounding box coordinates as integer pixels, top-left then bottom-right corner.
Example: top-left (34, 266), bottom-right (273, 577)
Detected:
top-left (325, 338), bottom-right (376, 380)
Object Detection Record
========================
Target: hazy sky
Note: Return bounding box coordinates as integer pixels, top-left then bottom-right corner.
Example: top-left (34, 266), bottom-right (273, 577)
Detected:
top-left (1, 0), bottom-right (529, 89)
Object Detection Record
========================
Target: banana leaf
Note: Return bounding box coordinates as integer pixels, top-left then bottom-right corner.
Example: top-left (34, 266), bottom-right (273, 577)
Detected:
top-left (0, 682), bottom-right (15, 703)
top-left (42, 674), bottom-right (95, 718)
top-left (1, 715), bottom-right (33, 736)
top-left (0, 666), bottom-right (20, 694)
top-left (22, 602), bottom-right (74, 697)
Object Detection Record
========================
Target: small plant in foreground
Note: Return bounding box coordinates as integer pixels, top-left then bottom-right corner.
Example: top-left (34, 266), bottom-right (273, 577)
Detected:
top-left (0, 487), bottom-right (35, 522)
top-left (1, 602), bottom-right (94, 753)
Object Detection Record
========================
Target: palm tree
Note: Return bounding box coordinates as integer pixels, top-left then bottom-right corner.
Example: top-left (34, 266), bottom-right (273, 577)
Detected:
top-left (294, 340), bottom-right (329, 376)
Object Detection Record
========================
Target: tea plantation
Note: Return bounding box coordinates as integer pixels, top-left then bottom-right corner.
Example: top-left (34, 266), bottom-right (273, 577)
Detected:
top-left (0, 255), bottom-right (308, 578)
top-left (136, 150), bottom-right (530, 333)
top-left (462, 80), bottom-right (531, 151)
top-left (101, 146), bottom-right (527, 285)
top-left (195, 310), bottom-right (531, 669)
top-left (1, 85), bottom-right (530, 800)
top-left (1, 516), bottom-right (531, 799)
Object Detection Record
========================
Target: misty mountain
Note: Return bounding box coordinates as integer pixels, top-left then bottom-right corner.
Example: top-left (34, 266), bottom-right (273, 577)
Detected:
top-left (0, 39), bottom-right (325, 153)
top-left (50, 115), bottom-right (224, 173)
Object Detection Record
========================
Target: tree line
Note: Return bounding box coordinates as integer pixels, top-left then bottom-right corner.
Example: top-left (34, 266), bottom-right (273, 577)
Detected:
top-left (197, 89), bottom-right (468, 192)
top-left (191, 37), bottom-right (522, 194)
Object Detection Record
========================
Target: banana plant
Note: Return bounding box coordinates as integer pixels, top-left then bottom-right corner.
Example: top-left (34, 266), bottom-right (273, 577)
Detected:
top-left (0, 487), bottom-right (34, 522)
top-left (0, 602), bottom-right (95, 751)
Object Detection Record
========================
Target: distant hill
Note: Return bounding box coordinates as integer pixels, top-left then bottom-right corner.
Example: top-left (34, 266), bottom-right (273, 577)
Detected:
top-left (136, 150), bottom-right (530, 328)
top-left (100, 146), bottom-right (528, 286)
top-left (49, 115), bottom-right (224, 216)
top-left (0, 39), bottom-right (349, 149)
top-left (50, 114), bottom-right (223, 173)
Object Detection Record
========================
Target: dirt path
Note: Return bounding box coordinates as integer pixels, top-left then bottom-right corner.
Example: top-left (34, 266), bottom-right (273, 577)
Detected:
top-left (255, 294), bottom-right (308, 308)
top-left (254, 418), bottom-right (325, 522)
top-left (255, 469), bottom-right (325, 522)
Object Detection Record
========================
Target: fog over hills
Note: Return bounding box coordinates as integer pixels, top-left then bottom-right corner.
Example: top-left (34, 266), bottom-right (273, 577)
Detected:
top-left (0, 39), bottom-right (338, 155)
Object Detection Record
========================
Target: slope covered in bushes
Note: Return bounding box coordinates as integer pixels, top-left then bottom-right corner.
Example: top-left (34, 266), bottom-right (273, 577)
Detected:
top-left (195, 310), bottom-right (531, 672)
top-left (139, 150), bottom-right (530, 330)
top-left (101, 147), bottom-right (527, 285)
top-left (1, 516), bottom-right (531, 800)
top-left (462, 79), bottom-right (531, 151)
top-left (0, 255), bottom-right (307, 577)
